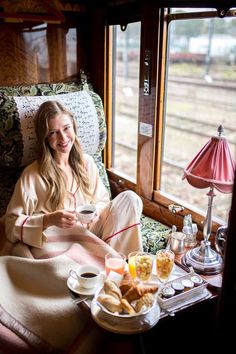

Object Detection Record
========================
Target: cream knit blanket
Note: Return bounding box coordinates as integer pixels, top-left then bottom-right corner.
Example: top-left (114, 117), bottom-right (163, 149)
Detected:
top-left (0, 229), bottom-right (117, 353)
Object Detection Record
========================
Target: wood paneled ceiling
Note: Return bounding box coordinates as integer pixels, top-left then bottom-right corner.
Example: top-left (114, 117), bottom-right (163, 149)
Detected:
top-left (0, 0), bottom-right (87, 23)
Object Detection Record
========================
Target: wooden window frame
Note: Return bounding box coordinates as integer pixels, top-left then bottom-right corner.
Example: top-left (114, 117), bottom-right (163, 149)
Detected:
top-left (103, 4), bottom-right (233, 240)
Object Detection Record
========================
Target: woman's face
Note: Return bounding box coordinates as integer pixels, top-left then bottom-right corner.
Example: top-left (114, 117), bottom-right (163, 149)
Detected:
top-left (47, 113), bottom-right (75, 156)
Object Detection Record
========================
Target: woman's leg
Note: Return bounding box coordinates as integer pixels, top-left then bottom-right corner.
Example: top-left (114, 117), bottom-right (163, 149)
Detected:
top-left (90, 191), bottom-right (143, 257)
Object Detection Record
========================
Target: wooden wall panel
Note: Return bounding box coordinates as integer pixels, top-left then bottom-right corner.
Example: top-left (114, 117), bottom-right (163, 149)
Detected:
top-left (86, 3), bottom-right (106, 98)
top-left (0, 26), bottom-right (38, 85)
top-left (47, 25), bottom-right (67, 82)
top-left (0, 20), bottom-right (87, 86)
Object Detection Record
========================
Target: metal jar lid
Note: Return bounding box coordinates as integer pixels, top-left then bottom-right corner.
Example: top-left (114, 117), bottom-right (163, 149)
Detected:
top-left (190, 275), bottom-right (203, 286)
top-left (162, 286), bottom-right (175, 298)
top-left (171, 281), bottom-right (184, 293)
top-left (182, 279), bottom-right (194, 290)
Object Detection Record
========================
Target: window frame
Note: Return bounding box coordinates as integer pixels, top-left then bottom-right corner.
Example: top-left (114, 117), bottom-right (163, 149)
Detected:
top-left (104, 4), bottom-right (236, 236)
top-left (153, 7), bottom-right (236, 230)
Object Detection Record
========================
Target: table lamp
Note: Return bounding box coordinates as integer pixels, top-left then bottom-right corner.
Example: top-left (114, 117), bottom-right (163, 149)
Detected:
top-left (182, 125), bottom-right (235, 275)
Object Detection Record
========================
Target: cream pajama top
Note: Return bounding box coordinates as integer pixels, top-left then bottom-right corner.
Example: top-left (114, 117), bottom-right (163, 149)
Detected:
top-left (5, 154), bottom-right (143, 256)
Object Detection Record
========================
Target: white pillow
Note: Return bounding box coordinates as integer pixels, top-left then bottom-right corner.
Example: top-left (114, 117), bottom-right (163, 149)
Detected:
top-left (14, 91), bottom-right (99, 166)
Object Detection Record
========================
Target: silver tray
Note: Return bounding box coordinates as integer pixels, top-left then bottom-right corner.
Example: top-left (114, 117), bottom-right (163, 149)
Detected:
top-left (157, 272), bottom-right (208, 310)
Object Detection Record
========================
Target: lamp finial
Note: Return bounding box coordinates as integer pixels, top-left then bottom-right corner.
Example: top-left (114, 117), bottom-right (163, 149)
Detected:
top-left (218, 125), bottom-right (224, 136)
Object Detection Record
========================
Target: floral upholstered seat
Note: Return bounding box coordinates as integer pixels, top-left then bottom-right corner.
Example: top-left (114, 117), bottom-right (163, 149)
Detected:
top-left (0, 81), bottom-right (170, 254)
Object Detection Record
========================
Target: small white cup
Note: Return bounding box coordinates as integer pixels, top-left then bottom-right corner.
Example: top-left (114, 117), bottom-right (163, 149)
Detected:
top-left (69, 265), bottom-right (102, 289)
top-left (76, 204), bottom-right (96, 224)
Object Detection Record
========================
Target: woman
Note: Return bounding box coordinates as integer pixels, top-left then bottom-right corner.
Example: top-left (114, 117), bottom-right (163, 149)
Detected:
top-left (5, 100), bottom-right (143, 258)
top-left (1, 100), bottom-right (143, 353)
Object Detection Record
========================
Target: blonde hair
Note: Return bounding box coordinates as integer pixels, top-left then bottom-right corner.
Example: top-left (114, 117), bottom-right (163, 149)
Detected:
top-left (34, 100), bottom-right (91, 209)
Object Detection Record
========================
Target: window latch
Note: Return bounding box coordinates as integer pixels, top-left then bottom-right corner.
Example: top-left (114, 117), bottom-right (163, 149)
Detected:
top-left (144, 50), bottom-right (151, 96)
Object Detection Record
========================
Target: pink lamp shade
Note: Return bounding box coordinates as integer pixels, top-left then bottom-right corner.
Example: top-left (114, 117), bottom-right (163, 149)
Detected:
top-left (183, 135), bottom-right (235, 194)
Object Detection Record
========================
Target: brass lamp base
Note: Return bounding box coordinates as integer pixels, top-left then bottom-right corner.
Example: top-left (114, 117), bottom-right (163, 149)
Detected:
top-left (182, 240), bottom-right (223, 275)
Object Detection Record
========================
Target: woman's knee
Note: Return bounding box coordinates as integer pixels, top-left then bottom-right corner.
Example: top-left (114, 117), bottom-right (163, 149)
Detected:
top-left (119, 190), bottom-right (143, 213)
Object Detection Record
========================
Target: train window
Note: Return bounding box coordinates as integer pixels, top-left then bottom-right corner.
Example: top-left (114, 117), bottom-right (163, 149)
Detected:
top-left (23, 25), bottom-right (77, 83)
top-left (111, 22), bottom-right (141, 181)
top-left (160, 9), bottom-right (236, 222)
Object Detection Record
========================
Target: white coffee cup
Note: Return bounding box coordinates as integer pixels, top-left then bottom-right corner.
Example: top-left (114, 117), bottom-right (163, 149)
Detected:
top-left (76, 204), bottom-right (96, 224)
top-left (69, 265), bottom-right (102, 289)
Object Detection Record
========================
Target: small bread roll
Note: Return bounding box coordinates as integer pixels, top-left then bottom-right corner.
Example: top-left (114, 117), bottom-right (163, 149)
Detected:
top-left (120, 298), bottom-right (136, 315)
top-left (97, 294), bottom-right (121, 313)
top-left (103, 280), bottom-right (122, 300)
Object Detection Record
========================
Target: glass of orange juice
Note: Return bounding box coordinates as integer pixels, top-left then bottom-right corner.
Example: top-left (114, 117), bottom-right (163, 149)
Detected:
top-left (128, 251), bottom-right (138, 279)
top-left (105, 252), bottom-right (126, 277)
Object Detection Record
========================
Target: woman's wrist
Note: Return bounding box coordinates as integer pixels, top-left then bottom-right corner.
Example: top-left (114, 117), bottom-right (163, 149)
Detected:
top-left (43, 214), bottom-right (50, 229)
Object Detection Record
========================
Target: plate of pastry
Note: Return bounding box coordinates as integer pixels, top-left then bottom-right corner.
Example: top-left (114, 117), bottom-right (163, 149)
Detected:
top-left (93, 271), bottom-right (159, 318)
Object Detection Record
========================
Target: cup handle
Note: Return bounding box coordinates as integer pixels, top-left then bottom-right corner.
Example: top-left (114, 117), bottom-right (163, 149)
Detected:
top-left (69, 269), bottom-right (78, 280)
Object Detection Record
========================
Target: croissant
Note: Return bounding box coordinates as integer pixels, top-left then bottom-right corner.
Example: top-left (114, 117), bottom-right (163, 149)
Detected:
top-left (141, 284), bottom-right (158, 294)
top-left (103, 280), bottom-right (122, 300)
top-left (135, 293), bottom-right (154, 313)
top-left (123, 283), bottom-right (158, 302)
top-left (120, 271), bottom-right (135, 295)
top-left (97, 294), bottom-right (121, 313)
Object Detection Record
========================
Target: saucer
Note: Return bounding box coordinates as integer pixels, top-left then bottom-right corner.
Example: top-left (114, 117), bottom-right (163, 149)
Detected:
top-left (67, 275), bottom-right (104, 296)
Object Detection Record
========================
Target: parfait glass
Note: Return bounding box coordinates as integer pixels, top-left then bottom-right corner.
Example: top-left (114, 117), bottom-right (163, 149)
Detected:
top-left (156, 249), bottom-right (175, 284)
top-left (134, 252), bottom-right (154, 283)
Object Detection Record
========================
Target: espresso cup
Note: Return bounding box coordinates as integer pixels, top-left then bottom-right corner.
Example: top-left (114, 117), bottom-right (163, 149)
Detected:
top-left (76, 204), bottom-right (96, 224)
top-left (69, 265), bottom-right (102, 289)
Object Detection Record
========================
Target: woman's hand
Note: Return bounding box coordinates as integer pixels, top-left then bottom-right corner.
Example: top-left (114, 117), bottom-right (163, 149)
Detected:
top-left (43, 210), bottom-right (77, 229)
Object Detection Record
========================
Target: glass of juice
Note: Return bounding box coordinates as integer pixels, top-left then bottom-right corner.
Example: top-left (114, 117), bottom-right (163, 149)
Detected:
top-left (105, 252), bottom-right (126, 277)
top-left (128, 251), bottom-right (138, 279)
top-left (156, 249), bottom-right (175, 283)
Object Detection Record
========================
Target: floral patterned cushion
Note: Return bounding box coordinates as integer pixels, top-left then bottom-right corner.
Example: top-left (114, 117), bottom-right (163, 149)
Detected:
top-left (0, 82), bottom-right (88, 96)
top-left (141, 215), bottom-right (170, 254)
